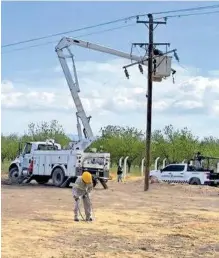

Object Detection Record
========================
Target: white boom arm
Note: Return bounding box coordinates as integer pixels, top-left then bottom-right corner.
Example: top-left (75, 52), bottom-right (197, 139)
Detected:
top-left (56, 37), bottom-right (148, 65)
top-left (55, 37), bottom-right (151, 150)
top-left (56, 46), bottom-right (95, 151)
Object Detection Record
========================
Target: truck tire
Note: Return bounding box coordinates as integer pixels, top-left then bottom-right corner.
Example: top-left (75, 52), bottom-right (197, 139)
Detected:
top-left (52, 167), bottom-right (65, 187)
top-left (189, 177), bottom-right (201, 185)
top-left (9, 167), bottom-right (19, 184)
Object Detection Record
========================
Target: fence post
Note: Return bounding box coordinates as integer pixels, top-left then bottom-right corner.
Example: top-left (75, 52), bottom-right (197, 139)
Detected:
top-left (162, 158), bottom-right (167, 168)
top-left (119, 157), bottom-right (123, 167)
top-left (155, 157), bottom-right (160, 170)
top-left (141, 157), bottom-right (145, 176)
top-left (123, 156), bottom-right (129, 179)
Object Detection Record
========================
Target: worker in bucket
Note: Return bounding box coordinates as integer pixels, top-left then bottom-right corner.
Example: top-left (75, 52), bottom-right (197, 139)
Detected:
top-left (72, 171), bottom-right (93, 222)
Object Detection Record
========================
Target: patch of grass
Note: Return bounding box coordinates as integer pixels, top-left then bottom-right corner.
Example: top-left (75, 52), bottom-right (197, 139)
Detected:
top-left (1, 160), bottom-right (11, 174)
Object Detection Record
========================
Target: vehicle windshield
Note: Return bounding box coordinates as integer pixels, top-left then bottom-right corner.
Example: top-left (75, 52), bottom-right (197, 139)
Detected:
top-left (37, 144), bottom-right (59, 150)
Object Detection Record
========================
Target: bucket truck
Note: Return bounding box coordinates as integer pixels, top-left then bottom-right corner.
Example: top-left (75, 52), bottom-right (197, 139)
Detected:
top-left (8, 36), bottom-right (172, 188)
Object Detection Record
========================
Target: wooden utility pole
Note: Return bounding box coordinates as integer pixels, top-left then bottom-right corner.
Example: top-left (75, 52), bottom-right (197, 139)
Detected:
top-left (144, 13), bottom-right (154, 191)
top-left (123, 15), bottom-right (175, 191)
top-left (137, 14), bottom-right (167, 191)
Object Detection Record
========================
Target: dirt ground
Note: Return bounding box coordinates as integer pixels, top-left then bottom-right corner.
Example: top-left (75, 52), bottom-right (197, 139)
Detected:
top-left (1, 176), bottom-right (219, 258)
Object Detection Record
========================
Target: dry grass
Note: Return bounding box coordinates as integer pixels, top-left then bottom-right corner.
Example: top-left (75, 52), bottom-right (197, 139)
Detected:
top-left (2, 178), bottom-right (219, 258)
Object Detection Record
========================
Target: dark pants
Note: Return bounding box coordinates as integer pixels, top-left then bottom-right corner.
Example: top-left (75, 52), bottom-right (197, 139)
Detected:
top-left (117, 174), bottom-right (123, 182)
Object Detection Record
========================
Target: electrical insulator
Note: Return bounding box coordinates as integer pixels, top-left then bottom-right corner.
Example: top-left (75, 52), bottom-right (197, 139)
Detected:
top-left (172, 69), bottom-right (176, 75)
top-left (172, 69), bottom-right (176, 84)
top-left (174, 51), bottom-right (180, 62)
top-left (124, 68), bottom-right (129, 79)
top-left (138, 64), bottom-right (143, 74)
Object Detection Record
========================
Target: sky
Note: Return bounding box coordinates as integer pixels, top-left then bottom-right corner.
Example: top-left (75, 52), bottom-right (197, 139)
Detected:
top-left (1, 1), bottom-right (219, 139)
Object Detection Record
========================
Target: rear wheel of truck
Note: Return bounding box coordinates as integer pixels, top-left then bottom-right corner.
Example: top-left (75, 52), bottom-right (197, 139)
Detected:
top-left (9, 167), bottom-right (19, 184)
top-left (189, 178), bottom-right (201, 185)
top-left (52, 167), bottom-right (65, 187)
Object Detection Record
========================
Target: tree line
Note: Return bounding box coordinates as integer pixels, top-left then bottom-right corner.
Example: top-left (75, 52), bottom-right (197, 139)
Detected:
top-left (1, 120), bottom-right (70, 163)
top-left (2, 120), bottom-right (219, 171)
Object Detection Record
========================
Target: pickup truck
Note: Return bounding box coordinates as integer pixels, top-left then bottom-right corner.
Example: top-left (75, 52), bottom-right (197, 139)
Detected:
top-left (150, 163), bottom-right (219, 186)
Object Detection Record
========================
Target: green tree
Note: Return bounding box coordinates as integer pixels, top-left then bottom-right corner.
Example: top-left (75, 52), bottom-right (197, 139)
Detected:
top-left (24, 120), bottom-right (70, 147)
top-left (1, 134), bottom-right (20, 162)
top-left (151, 125), bottom-right (199, 165)
top-left (91, 125), bottom-right (145, 172)
top-left (2, 121), bottom-right (219, 173)
top-left (1, 120), bottom-right (71, 162)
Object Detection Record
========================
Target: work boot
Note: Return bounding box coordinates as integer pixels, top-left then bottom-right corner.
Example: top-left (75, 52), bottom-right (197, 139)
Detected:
top-left (86, 217), bottom-right (93, 222)
top-left (74, 218), bottom-right (79, 222)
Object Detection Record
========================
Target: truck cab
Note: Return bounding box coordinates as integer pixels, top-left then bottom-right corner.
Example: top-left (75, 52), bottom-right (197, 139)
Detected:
top-left (8, 140), bottom-right (61, 183)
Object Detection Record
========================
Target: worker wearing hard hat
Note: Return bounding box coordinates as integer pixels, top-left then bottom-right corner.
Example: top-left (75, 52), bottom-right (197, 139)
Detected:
top-left (72, 171), bottom-right (93, 222)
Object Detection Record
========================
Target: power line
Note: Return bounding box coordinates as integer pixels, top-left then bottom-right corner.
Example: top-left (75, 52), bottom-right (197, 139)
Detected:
top-left (2, 23), bottom-right (137, 54)
top-left (1, 15), bottom-right (138, 49)
top-left (2, 7), bottom-right (218, 55)
top-left (156, 9), bottom-right (219, 20)
top-left (152, 3), bottom-right (219, 15)
top-left (2, 4), bottom-right (219, 49)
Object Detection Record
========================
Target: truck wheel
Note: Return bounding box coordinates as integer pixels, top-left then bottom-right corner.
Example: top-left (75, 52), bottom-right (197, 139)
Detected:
top-left (52, 167), bottom-right (65, 187)
top-left (9, 167), bottom-right (19, 184)
top-left (189, 178), bottom-right (201, 185)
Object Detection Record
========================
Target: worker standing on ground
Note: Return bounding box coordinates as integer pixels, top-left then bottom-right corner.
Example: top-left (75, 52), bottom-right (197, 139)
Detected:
top-left (117, 165), bottom-right (123, 182)
top-left (72, 171), bottom-right (93, 222)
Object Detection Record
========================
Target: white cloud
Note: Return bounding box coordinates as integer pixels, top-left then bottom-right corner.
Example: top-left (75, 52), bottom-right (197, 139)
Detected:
top-left (1, 59), bottom-right (219, 137)
top-left (212, 100), bottom-right (219, 116)
top-left (1, 80), bottom-right (14, 93)
top-left (173, 100), bottom-right (203, 109)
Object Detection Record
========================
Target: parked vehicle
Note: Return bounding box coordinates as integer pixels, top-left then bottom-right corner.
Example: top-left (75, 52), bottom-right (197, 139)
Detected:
top-left (150, 163), bottom-right (219, 186)
top-left (8, 139), bottom-right (61, 183)
top-left (9, 140), bottom-right (110, 189)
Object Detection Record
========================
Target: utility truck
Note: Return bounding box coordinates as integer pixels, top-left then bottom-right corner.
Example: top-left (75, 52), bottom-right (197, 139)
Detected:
top-left (8, 139), bottom-right (61, 184)
top-left (8, 37), bottom-right (173, 188)
top-left (9, 139), bottom-right (110, 188)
